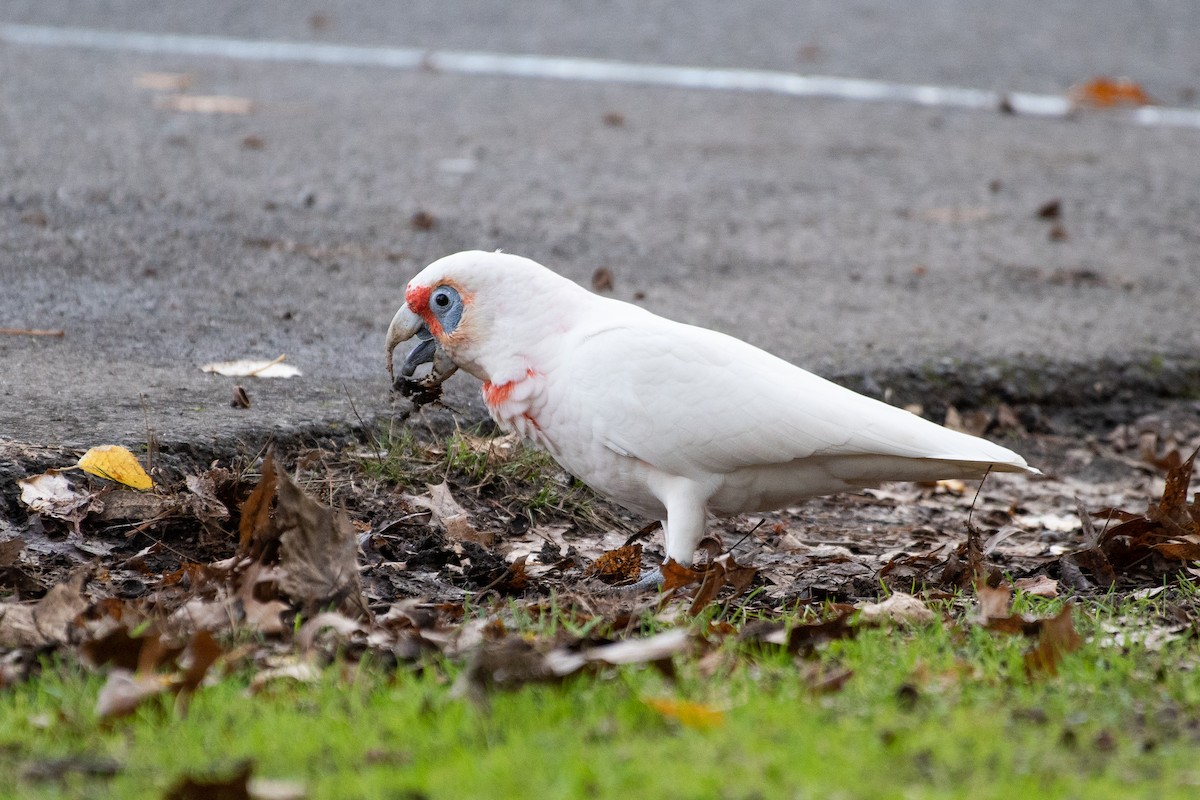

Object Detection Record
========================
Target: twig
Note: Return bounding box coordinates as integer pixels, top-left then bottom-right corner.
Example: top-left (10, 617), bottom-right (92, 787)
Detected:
top-left (245, 353), bottom-right (287, 376)
top-left (966, 465), bottom-right (993, 529)
top-left (0, 327), bottom-right (65, 337)
top-left (341, 381), bottom-right (384, 470)
top-left (725, 518), bottom-right (766, 556)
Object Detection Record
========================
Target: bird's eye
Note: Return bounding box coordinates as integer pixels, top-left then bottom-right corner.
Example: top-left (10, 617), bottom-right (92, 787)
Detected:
top-left (434, 292), bottom-right (450, 308)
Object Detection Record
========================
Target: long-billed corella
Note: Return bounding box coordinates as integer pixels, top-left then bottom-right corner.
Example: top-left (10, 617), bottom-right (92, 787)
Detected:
top-left (386, 251), bottom-right (1038, 586)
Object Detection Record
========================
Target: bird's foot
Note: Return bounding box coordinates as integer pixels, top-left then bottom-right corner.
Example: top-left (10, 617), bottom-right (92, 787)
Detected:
top-left (618, 567), bottom-right (664, 594)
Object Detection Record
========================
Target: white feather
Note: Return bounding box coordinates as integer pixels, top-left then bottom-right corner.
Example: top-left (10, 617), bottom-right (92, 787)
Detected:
top-left (396, 251), bottom-right (1038, 570)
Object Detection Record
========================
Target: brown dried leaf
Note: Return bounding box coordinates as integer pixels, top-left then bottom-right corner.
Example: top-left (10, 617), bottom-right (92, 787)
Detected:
top-left (1014, 575), bottom-right (1060, 598)
top-left (688, 552), bottom-right (758, 615)
top-left (155, 94), bottom-right (254, 114)
top-left (185, 472), bottom-right (231, 523)
top-left (660, 559), bottom-right (701, 592)
top-left (95, 669), bottom-right (171, 720)
top-left (1152, 540), bottom-right (1200, 561)
top-left (178, 629), bottom-right (223, 694)
top-left (275, 468), bottom-right (368, 618)
top-left (1024, 605), bottom-right (1083, 677)
top-left (857, 592), bottom-right (937, 625)
top-left (1158, 446), bottom-right (1197, 522)
top-left (0, 569), bottom-right (90, 648)
top-left (589, 544), bottom-right (643, 584)
top-left (164, 761), bottom-right (254, 800)
top-left (452, 637), bottom-right (570, 701)
top-left (591, 267), bottom-right (614, 292)
top-left (238, 451), bottom-right (277, 557)
top-left (80, 624), bottom-right (169, 671)
top-left (975, 582), bottom-right (1012, 621)
top-left (412, 482), bottom-right (492, 547)
top-left (0, 537), bottom-right (23, 566)
top-left (772, 609), bottom-right (859, 652)
top-left (805, 665), bottom-right (855, 695)
top-left (944, 406), bottom-right (992, 437)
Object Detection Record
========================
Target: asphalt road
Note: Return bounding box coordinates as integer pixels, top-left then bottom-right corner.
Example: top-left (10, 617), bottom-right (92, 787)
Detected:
top-left (1, 2), bottom-right (1199, 452)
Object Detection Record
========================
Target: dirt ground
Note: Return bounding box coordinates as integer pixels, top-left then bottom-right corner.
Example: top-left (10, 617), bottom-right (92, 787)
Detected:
top-left (3, 395), bottom-right (1199, 627)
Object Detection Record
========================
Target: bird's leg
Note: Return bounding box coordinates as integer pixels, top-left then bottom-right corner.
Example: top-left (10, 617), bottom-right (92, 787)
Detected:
top-left (621, 567), bottom-right (664, 592)
top-left (662, 489), bottom-right (706, 569)
top-left (620, 479), bottom-right (709, 593)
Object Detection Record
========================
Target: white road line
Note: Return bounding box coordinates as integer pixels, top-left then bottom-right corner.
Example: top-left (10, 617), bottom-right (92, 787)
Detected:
top-left (3, 22), bottom-right (1199, 130)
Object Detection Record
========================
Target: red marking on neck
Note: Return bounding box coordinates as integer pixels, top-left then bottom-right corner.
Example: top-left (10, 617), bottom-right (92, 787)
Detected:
top-left (482, 368), bottom-right (540, 410)
top-left (482, 380), bottom-right (513, 408)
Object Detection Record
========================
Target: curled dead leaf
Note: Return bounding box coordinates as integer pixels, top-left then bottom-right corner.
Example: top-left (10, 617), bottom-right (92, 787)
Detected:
top-left (0, 569), bottom-right (90, 649)
top-left (276, 469), bottom-right (369, 618)
top-left (857, 592), bottom-right (936, 625)
top-left (202, 356), bottom-right (300, 378)
top-left (76, 445), bottom-right (153, 490)
top-left (18, 471), bottom-right (98, 524)
top-left (588, 544), bottom-right (643, 584)
top-left (1024, 605), bottom-right (1083, 677)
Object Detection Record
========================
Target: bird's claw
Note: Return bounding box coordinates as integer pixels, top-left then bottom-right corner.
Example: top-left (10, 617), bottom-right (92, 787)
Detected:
top-left (618, 567), bottom-right (665, 594)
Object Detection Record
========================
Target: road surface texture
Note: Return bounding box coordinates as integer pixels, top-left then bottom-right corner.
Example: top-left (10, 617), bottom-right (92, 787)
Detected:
top-left (1, 1), bottom-right (1198, 455)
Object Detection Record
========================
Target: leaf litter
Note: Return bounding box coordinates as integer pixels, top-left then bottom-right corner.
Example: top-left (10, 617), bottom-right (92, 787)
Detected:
top-left (2, 401), bottom-right (1200, 780)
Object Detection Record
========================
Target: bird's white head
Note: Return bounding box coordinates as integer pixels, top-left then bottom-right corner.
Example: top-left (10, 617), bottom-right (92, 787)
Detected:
top-left (386, 250), bottom-right (586, 386)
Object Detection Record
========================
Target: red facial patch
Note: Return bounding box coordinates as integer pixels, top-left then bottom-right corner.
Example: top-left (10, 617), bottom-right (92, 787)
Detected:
top-left (404, 284), bottom-right (442, 337)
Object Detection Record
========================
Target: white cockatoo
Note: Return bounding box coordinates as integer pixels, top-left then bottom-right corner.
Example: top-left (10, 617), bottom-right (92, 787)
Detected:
top-left (386, 251), bottom-right (1037, 584)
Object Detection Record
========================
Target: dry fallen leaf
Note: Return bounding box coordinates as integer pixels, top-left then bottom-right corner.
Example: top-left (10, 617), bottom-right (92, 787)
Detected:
top-left (592, 267), bottom-right (615, 292)
top-left (76, 445), bottom-right (153, 490)
top-left (857, 592), bottom-right (937, 625)
top-left (134, 71), bottom-right (193, 91)
top-left (17, 471), bottom-right (98, 524)
top-left (164, 761), bottom-right (254, 800)
top-left (586, 629), bottom-right (691, 666)
top-left (201, 356), bottom-right (301, 378)
top-left (1024, 605), bottom-right (1083, 676)
top-left (589, 544), bottom-right (643, 584)
top-left (1014, 575), bottom-right (1060, 598)
top-left (238, 452), bottom-right (278, 558)
top-left (276, 468), bottom-right (369, 618)
top-left (155, 94), bottom-right (254, 114)
top-left (0, 570), bottom-right (90, 648)
top-left (644, 697), bottom-right (725, 730)
top-left (412, 482), bottom-right (492, 547)
top-left (95, 669), bottom-right (172, 720)
top-left (660, 558), bottom-right (702, 592)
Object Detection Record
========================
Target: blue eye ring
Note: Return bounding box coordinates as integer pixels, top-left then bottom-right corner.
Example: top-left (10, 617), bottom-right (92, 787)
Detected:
top-left (430, 286), bottom-right (464, 333)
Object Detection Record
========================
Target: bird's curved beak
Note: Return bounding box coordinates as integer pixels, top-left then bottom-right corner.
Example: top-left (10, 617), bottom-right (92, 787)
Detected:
top-left (385, 304), bottom-right (459, 395)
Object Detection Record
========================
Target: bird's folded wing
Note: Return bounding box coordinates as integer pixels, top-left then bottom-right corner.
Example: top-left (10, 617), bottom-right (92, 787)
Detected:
top-left (562, 317), bottom-right (1030, 478)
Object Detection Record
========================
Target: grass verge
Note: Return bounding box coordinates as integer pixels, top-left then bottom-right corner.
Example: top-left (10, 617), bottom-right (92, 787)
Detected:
top-left (2, 592), bottom-right (1199, 799)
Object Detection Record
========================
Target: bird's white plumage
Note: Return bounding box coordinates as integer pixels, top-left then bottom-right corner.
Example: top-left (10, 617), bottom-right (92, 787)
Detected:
top-left (390, 251), bottom-right (1037, 571)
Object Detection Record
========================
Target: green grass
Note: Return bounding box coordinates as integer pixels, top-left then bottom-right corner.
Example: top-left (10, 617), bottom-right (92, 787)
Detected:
top-left (358, 425), bottom-right (609, 528)
top-left (3, 594), bottom-right (1200, 799)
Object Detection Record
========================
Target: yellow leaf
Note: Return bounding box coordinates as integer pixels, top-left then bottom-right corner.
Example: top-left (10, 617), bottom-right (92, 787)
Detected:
top-left (77, 445), bottom-right (153, 490)
top-left (644, 697), bottom-right (725, 730)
